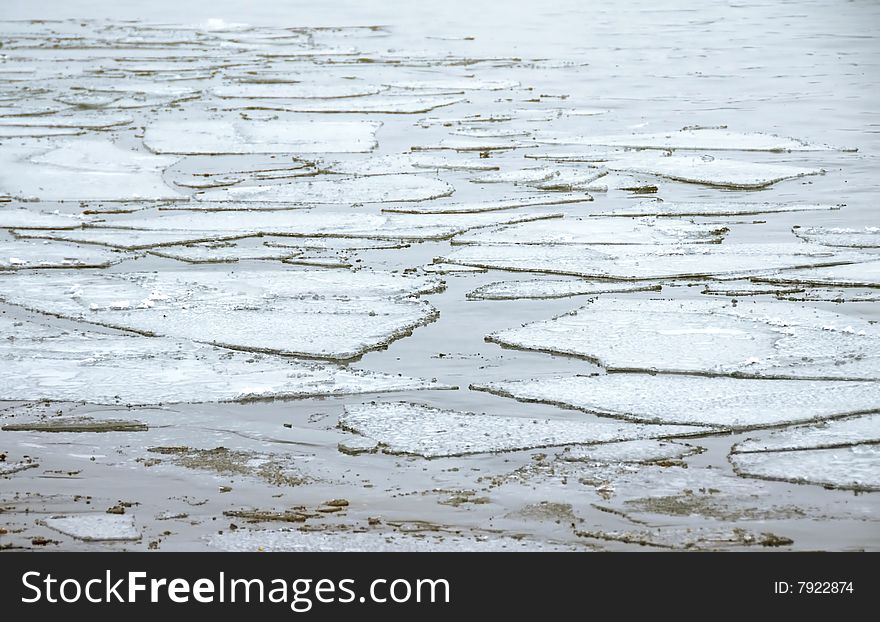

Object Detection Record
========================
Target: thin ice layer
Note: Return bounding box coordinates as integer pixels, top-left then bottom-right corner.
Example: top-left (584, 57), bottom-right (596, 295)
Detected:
top-left (467, 279), bottom-right (661, 300)
top-left (382, 194), bottom-right (591, 214)
top-left (43, 514), bottom-right (140, 541)
top-left (792, 226), bottom-right (880, 248)
top-left (536, 129), bottom-right (838, 152)
top-left (0, 139), bottom-right (183, 201)
top-left (0, 239), bottom-right (126, 270)
top-left (733, 414), bottom-right (880, 453)
top-left (731, 446), bottom-right (880, 491)
top-left (603, 153), bottom-right (822, 189)
top-left (0, 269), bottom-right (441, 360)
top-left (339, 401), bottom-right (708, 457)
top-left (473, 375), bottom-right (880, 429)
top-left (486, 298), bottom-right (880, 380)
top-left (143, 120), bottom-right (380, 154)
top-left (592, 201), bottom-right (839, 217)
top-left (0, 314), bottom-right (449, 404)
top-left (195, 174), bottom-right (453, 203)
top-left (754, 260), bottom-right (880, 288)
top-left (442, 242), bottom-right (868, 280)
top-left (452, 217), bottom-right (726, 245)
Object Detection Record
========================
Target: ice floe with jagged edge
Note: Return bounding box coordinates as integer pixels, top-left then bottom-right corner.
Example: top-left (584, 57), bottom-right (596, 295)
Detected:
top-left (0, 113), bottom-right (133, 129)
top-left (0, 314), bottom-right (450, 404)
top-left (143, 120), bottom-right (380, 154)
top-left (534, 128), bottom-right (848, 152)
top-left (13, 229), bottom-right (256, 250)
top-left (591, 200), bottom-right (841, 217)
top-left (451, 217), bottom-right (727, 245)
top-left (0, 208), bottom-right (91, 230)
top-left (102, 209), bottom-right (563, 241)
top-left (193, 174), bottom-right (453, 203)
top-left (319, 153), bottom-right (499, 175)
top-left (212, 83), bottom-right (387, 99)
top-left (441, 242), bottom-right (869, 280)
top-left (381, 194), bottom-right (590, 214)
top-left (0, 139), bottom-right (185, 201)
top-left (0, 461), bottom-right (39, 476)
top-left (383, 79), bottom-right (520, 91)
top-left (224, 95), bottom-right (465, 114)
top-left (148, 242), bottom-right (303, 263)
top-left (473, 375), bottom-right (880, 429)
top-left (601, 153), bottom-right (822, 189)
top-left (466, 279), bottom-right (661, 300)
top-left (470, 167), bottom-right (560, 184)
top-left (731, 445), bottom-right (880, 491)
top-left (701, 281), bottom-right (803, 296)
top-left (209, 528), bottom-right (580, 552)
top-left (485, 298), bottom-right (880, 380)
top-left (792, 226), bottom-right (880, 248)
top-left (0, 239), bottom-right (129, 270)
top-left (775, 288), bottom-right (880, 303)
top-left (560, 440), bottom-right (704, 463)
top-left (0, 269), bottom-right (443, 360)
top-left (734, 414), bottom-right (880, 454)
top-left (753, 260), bottom-right (880, 288)
top-left (42, 514), bottom-right (140, 541)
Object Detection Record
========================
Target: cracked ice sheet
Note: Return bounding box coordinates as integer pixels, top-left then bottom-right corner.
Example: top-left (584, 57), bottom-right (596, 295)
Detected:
top-left (535, 128), bottom-right (841, 152)
top-left (0, 139), bottom-right (184, 201)
top-left (731, 446), bottom-right (880, 491)
top-left (734, 414), bottom-right (880, 454)
top-left (0, 239), bottom-right (127, 270)
top-left (13, 229), bottom-right (256, 250)
top-left (754, 260), bottom-right (880, 288)
top-left (441, 242), bottom-right (869, 280)
top-left (338, 402), bottom-right (708, 458)
top-left (43, 514), bottom-right (140, 541)
top-left (95, 209), bottom-right (562, 241)
top-left (451, 217), bottom-right (726, 245)
top-left (143, 120), bottom-right (380, 154)
top-left (793, 226), bottom-right (880, 248)
top-left (209, 529), bottom-right (578, 552)
top-left (0, 208), bottom-right (90, 230)
top-left (382, 194), bottom-right (591, 214)
top-left (0, 269), bottom-right (442, 360)
top-left (486, 298), bottom-right (880, 380)
top-left (0, 314), bottom-right (448, 405)
top-left (227, 95), bottom-right (464, 114)
top-left (466, 279), bottom-right (661, 300)
top-left (473, 375), bottom-right (880, 429)
top-left (194, 174), bottom-right (453, 203)
top-left (211, 83), bottom-right (386, 99)
top-left (592, 201), bottom-right (839, 218)
top-left (602, 153), bottom-right (822, 189)
top-left (560, 440), bottom-right (703, 463)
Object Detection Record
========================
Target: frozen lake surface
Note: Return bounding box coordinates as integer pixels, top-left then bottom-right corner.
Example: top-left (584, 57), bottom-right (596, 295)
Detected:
top-left (0, 0), bottom-right (878, 551)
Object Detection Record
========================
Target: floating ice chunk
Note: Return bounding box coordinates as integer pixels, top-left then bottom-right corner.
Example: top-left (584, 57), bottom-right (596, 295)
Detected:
top-left (195, 174), bottom-right (453, 203)
top-left (209, 528), bottom-right (575, 552)
top-left (144, 120), bottom-right (380, 154)
top-left (0, 126), bottom-right (82, 137)
top-left (531, 169), bottom-right (608, 191)
top-left (792, 226), bottom-right (880, 248)
top-left (560, 440), bottom-right (703, 463)
top-left (14, 229), bottom-right (255, 250)
top-left (384, 79), bottom-right (519, 91)
top-left (701, 281), bottom-right (803, 296)
top-left (473, 375), bottom-right (880, 429)
top-left (411, 138), bottom-right (533, 152)
top-left (466, 279), bottom-right (661, 300)
top-left (322, 153), bottom-right (499, 176)
top-left (79, 82), bottom-right (200, 97)
top-left (470, 167), bottom-right (559, 184)
top-left (535, 128), bottom-right (841, 152)
top-left (382, 194), bottom-right (590, 214)
top-left (442, 242), bottom-right (867, 280)
top-left (0, 239), bottom-right (125, 270)
top-left (730, 446), bottom-right (880, 491)
top-left (212, 83), bottom-right (385, 99)
top-left (0, 139), bottom-right (183, 201)
top-left (423, 262), bottom-right (486, 273)
top-left (43, 514), bottom-right (140, 541)
top-left (0, 269), bottom-right (442, 360)
top-left (453, 127), bottom-right (531, 138)
top-left (754, 260), bottom-right (880, 288)
top-left (148, 243), bottom-right (301, 263)
top-left (603, 153), bottom-right (822, 189)
top-left (733, 414), bottom-right (880, 453)
top-left (0, 314), bottom-right (450, 404)
top-left (0, 461), bottom-right (38, 475)
top-left (485, 298), bottom-right (880, 380)
top-left (229, 96), bottom-right (464, 114)
top-left (264, 237), bottom-right (407, 251)
top-left (592, 201), bottom-right (840, 217)
top-left (452, 217), bottom-right (726, 246)
top-left (339, 402), bottom-right (708, 457)
top-left (0, 208), bottom-right (89, 230)
top-left (775, 288), bottom-right (880, 303)
top-left (0, 113), bottom-right (133, 129)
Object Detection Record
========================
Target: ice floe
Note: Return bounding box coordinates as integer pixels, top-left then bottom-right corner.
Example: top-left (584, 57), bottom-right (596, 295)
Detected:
top-left (473, 375), bottom-right (880, 429)
top-left (560, 439), bottom-right (704, 463)
top-left (701, 281), bottom-right (804, 296)
top-left (792, 226), bottom-right (880, 248)
top-left (485, 298), bottom-right (880, 380)
top-left (734, 414), bottom-right (880, 453)
top-left (753, 260), bottom-right (880, 288)
top-left (466, 279), bottom-right (661, 300)
top-left (144, 120), bottom-right (380, 154)
top-left (0, 239), bottom-right (127, 270)
top-left (381, 194), bottom-right (590, 214)
top-left (13, 228), bottom-right (255, 250)
top-left (229, 95), bottom-right (464, 114)
top-left (384, 79), bottom-right (519, 91)
top-left (591, 201), bottom-right (839, 218)
top-left (212, 83), bottom-right (386, 99)
top-left (730, 446), bottom-right (880, 492)
top-left (0, 208), bottom-right (89, 230)
top-left (148, 243), bottom-right (301, 263)
top-left (43, 514), bottom-right (140, 541)
top-left (322, 153), bottom-right (499, 176)
top-left (338, 401), bottom-right (709, 457)
top-left (0, 314), bottom-right (449, 404)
